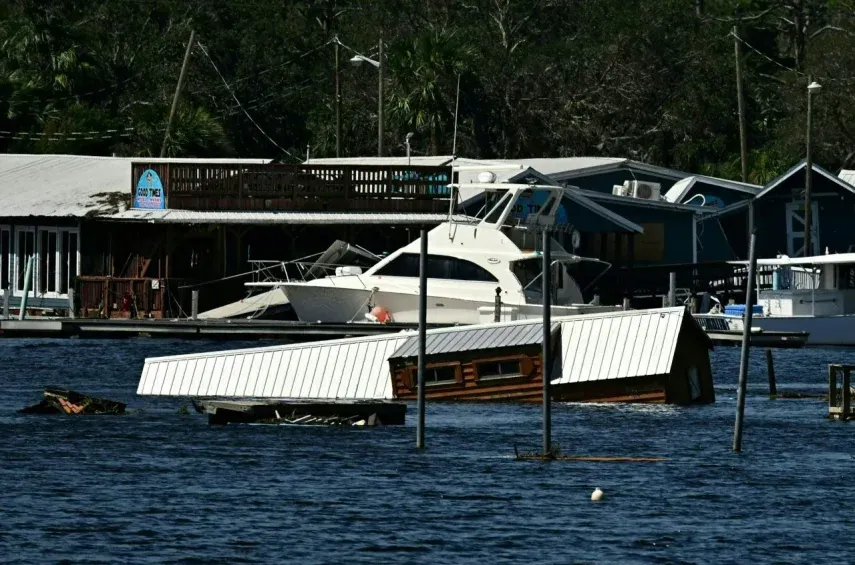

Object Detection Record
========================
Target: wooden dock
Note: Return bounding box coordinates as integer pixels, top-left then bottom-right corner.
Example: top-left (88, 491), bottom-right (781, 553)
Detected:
top-left (0, 318), bottom-right (428, 341)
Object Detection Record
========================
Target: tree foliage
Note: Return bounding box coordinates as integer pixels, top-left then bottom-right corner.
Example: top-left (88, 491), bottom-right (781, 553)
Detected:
top-left (3, 0), bottom-right (855, 178)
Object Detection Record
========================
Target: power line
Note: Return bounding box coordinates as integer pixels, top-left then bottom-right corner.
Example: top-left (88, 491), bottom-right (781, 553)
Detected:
top-left (732, 30), bottom-right (855, 84)
top-left (196, 41), bottom-right (299, 161)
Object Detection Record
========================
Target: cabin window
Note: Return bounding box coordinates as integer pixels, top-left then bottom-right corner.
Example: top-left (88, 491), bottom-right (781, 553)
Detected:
top-left (634, 223), bottom-right (666, 262)
top-left (376, 253), bottom-right (498, 282)
top-left (483, 191), bottom-right (512, 224)
top-left (406, 363), bottom-right (460, 388)
top-left (477, 359), bottom-right (523, 380)
top-left (0, 226), bottom-right (9, 290)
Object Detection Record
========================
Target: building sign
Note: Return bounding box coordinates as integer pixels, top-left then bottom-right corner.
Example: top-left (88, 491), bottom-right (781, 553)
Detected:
top-left (133, 169), bottom-right (165, 209)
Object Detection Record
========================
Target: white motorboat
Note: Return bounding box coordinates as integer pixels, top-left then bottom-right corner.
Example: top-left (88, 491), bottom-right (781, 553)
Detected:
top-left (198, 241), bottom-right (381, 320)
top-left (279, 183), bottom-right (619, 324)
top-left (701, 253), bottom-right (855, 346)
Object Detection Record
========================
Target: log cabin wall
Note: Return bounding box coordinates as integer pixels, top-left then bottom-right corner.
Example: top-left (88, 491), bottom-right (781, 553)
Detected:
top-left (391, 345), bottom-right (544, 402)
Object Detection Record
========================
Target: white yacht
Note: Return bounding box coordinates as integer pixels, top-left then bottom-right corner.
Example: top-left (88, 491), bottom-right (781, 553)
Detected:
top-left (279, 183), bottom-right (618, 325)
top-left (701, 253), bottom-right (855, 346)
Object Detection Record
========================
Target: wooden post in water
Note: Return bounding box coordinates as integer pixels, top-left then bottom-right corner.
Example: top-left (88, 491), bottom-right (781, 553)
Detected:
top-left (733, 230), bottom-right (758, 452)
top-left (18, 256), bottom-right (34, 321)
top-left (2, 287), bottom-right (9, 319)
top-left (68, 288), bottom-right (76, 319)
top-left (416, 227), bottom-right (428, 449)
top-left (542, 229), bottom-right (552, 456)
top-left (494, 286), bottom-right (502, 322)
top-left (766, 349), bottom-right (777, 399)
top-left (830, 365), bottom-right (839, 403)
top-left (191, 290), bottom-right (199, 320)
top-left (843, 366), bottom-right (851, 420)
top-left (668, 271), bottom-right (677, 307)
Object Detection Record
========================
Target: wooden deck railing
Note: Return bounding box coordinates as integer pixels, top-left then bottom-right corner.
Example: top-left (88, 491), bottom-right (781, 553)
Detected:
top-left (77, 277), bottom-right (187, 318)
top-left (131, 163), bottom-right (454, 212)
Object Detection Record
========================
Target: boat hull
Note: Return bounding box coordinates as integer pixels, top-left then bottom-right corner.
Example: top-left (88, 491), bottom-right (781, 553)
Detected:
top-left (281, 283), bottom-right (616, 324)
top-left (713, 314), bottom-right (855, 346)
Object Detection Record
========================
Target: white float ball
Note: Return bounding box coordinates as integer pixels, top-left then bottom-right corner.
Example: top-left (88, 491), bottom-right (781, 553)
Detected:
top-left (591, 487), bottom-right (604, 501)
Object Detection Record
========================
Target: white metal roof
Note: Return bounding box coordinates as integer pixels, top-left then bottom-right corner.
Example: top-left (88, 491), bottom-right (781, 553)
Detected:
top-left (108, 209), bottom-right (461, 224)
top-left (305, 156), bottom-right (454, 167)
top-left (390, 319), bottom-right (557, 359)
top-left (664, 175), bottom-right (761, 203)
top-left (0, 154), bottom-right (270, 218)
top-left (555, 307), bottom-right (696, 384)
top-left (137, 332), bottom-right (412, 400)
top-left (136, 307), bottom-right (704, 400)
top-left (840, 170), bottom-right (855, 186)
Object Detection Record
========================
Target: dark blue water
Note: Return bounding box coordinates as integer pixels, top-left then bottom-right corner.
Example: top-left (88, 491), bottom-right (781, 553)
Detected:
top-left (1, 339), bottom-right (854, 564)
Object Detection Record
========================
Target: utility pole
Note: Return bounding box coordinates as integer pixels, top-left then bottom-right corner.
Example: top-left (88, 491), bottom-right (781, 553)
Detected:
top-left (161, 29), bottom-right (196, 158)
top-left (377, 34), bottom-right (384, 157)
top-left (733, 26), bottom-right (749, 184)
top-left (335, 38), bottom-right (342, 158)
top-left (805, 79), bottom-right (821, 257)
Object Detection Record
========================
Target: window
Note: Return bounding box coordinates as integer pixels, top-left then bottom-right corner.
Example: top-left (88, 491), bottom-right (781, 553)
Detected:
top-left (39, 229), bottom-right (58, 294)
top-left (0, 227), bottom-right (9, 290)
top-left (375, 253), bottom-right (498, 282)
top-left (424, 365), bottom-right (459, 386)
top-left (60, 230), bottom-right (79, 295)
top-left (476, 359), bottom-right (523, 380)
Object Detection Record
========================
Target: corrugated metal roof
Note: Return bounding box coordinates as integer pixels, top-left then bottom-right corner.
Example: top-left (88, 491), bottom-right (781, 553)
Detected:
top-left (0, 154), bottom-right (269, 218)
top-left (136, 307), bottom-right (703, 399)
top-left (108, 209), bottom-right (464, 224)
top-left (390, 320), bottom-right (557, 359)
top-left (839, 169), bottom-right (855, 186)
top-left (137, 332), bottom-right (411, 400)
top-left (554, 307), bottom-right (688, 384)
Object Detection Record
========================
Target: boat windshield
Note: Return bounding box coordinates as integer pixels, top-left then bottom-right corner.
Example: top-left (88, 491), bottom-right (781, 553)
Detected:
top-left (511, 257), bottom-right (563, 293)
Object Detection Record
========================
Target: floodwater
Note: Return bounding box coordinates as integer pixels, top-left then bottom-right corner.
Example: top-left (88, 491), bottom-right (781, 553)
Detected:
top-left (1, 338), bottom-right (854, 564)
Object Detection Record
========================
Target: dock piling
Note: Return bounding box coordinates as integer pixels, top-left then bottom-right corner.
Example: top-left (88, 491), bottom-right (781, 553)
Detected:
top-left (733, 230), bottom-right (758, 452)
top-left (416, 228), bottom-right (427, 449)
top-left (668, 272), bottom-right (677, 307)
top-left (191, 290), bottom-right (199, 320)
top-left (68, 288), bottom-right (76, 319)
top-left (18, 256), bottom-right (34, 321)
top-left (766, 349), bottom-right (777, 399)
top-left (2, 288), bottom-right (9, 319)
top-left (542, 229), bottom-right (552, 456)
top-left (828, 364), bottom-right (854, 420)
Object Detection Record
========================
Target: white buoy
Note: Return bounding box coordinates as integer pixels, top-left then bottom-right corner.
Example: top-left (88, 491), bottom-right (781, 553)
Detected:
top-left (591, 487), bottom-right (604, 501)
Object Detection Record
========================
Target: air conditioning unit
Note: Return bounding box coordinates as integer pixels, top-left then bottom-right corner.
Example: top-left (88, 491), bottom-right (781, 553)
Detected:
top-left (612, 184), bottom-right (628, 196)
top-left (627, 180), bottom-right (661, 200)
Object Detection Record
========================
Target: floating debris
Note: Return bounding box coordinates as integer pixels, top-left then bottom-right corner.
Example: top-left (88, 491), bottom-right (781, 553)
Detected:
top-left (591, 488), bottom-right (604, 501)
top-left (18, 387), bottom-right (126, 415)
top-left (191, 399), bottom-right (406, 426)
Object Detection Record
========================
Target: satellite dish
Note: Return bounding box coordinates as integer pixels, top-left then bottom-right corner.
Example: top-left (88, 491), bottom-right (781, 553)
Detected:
top-left (571, 229), bottom-right (581, 250)
top-left (478, 171), bottom-right (497, 183)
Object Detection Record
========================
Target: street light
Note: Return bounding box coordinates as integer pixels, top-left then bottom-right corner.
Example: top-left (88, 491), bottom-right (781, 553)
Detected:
top-left (350, 38), bottom-right (385, 157)
top-left (805, 79), bottom-right (822, 257)
top-left (405, 132), bottom-right (414, 166)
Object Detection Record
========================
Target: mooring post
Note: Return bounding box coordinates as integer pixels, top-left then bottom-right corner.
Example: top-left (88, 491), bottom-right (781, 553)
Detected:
top-left (416, 227), bottom-right (428, 449)
top-left (829, 365), bottom-right (838, 412)
top-left (733, 230), bottom-right (758, 452)
top-left (2, 287), bottom-right (9, 320)
top-left (622, 297), bottom-right (630, 311)
top-left (542, 229), bottom-right (552, 456)
top-left (843, 366), bottom-right (851, 420)
top-left (18, 255), bottom-right (34, 321)
top-left (766, 349), bottom-right (777, 399)
top-left (191, 290), bottom-right (199, 320)
top-left (68, 288), bottom-right (76, 319)
top-left (494, 286), bottom-right (502, 322)
top-left (668, 271), bottom-right (677, 307)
